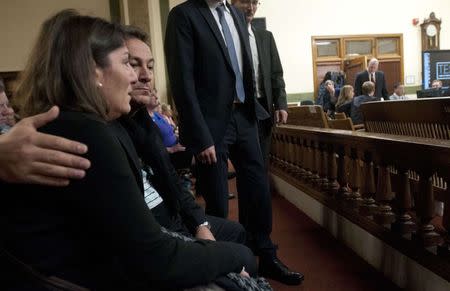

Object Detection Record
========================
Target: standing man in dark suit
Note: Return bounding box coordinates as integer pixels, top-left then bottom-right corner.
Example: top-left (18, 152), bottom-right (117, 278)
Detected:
top-left (231, 0), bottom-right (288, 168)
top-left (165, 0), bottom-right (303, 285)
top-left (354, 58), bottom-right (388, 100)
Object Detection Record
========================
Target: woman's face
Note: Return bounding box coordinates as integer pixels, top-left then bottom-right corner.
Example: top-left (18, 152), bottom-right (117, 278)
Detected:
top-left (97, 46), bottom-right (137, 120)
top-left (147, 88), bottom-right (159, 110)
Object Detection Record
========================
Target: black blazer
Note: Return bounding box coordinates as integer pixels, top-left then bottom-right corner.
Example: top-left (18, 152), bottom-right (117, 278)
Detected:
top-left (354, 70), bottom-right (388, 99)
top-left (253, 27), bottom-right (287, 118)
top-left (121, 107), bottom-right (206, 233)
top-left (165, 0), bottom-right (268, 154)
top-left (1, 111), bottom-right (250, 290)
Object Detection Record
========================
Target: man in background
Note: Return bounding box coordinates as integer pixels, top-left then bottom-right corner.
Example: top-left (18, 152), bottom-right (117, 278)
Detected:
top-left (232, 0), bottom-right (288, 168)
top-left (431, 79), bottom-right (443, 89)
top-left (165, 0), bottom-right (302, 285)
top-left (389, 82), bottom-right (408, 100)
top-left (351, 81), bottom-right (378, 125)
top-left (354, 58), bottom-right (388, 100)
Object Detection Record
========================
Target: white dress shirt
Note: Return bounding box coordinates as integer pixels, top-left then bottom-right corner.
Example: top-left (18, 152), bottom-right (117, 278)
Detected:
top-left (142, 168), bottom-right (163, 210)
top-left (206, 0), bottom-right (243, 75)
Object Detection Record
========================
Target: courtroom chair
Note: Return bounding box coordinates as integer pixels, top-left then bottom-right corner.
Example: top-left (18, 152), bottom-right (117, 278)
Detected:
top-left (334, 112), bottom-right (347, 120)
top-left (286, 105), bottom-right (329, 128)
top-left (328, 118), bottom-right (355, 131)
top-left (0, 244), bottom-right (89, 291)
top-left (300, 100), bottom-right (314, 106)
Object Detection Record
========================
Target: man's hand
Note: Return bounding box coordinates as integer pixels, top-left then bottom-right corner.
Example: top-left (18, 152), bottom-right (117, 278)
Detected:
top-left (195, 225), bottom-right (216, 241)
top-left (196, 145), bottom-right (217, 164)
top-left (240, 267), bottom-right (250, 278)
top-left (166, 143), bottom-right (186, 154)
top-left (0, 106), bottom-right (91, 186)
top-left (275, 109), bottom-right (288, 124)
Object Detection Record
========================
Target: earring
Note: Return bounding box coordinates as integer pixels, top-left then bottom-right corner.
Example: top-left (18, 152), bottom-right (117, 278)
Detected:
top-left (98, 82), bottom-right (103, 88)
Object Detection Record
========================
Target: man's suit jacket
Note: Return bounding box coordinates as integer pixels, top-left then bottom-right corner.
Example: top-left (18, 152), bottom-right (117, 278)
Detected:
top-left (253, 27), bottom-right (287, 120)
top-left (165, 0), bottom-right (268, 154)
top-left (1, 111), bottom-right (249, 290)
top-left (354, 70), bottom-right (388, 99)
top-left (120, 108), bottom-right (206, 233)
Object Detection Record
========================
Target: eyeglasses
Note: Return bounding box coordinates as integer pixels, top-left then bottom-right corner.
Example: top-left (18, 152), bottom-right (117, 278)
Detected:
top-left (240, 0), bottom-right (260, 6)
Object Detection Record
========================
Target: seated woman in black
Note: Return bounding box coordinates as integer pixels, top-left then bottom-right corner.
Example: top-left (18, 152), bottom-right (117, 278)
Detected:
top-left (2, 9), bottom-right (255, 290)
top-left (335, 85), bottom-right (354, 118)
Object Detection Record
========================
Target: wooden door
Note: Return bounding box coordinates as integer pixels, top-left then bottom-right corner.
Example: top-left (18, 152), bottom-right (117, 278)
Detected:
top-left (344, 56), bottom-right (367, 88)
top-left (378, 59), bottom-right (402, 95)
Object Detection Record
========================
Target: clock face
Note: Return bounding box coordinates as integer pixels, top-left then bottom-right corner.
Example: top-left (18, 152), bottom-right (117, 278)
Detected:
top-left (426, 24), bottom-right (437, 37)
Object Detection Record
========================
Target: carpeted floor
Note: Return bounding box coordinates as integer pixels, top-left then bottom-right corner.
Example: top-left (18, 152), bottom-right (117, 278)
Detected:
top-left (197, 176), bottom-right (402, 291)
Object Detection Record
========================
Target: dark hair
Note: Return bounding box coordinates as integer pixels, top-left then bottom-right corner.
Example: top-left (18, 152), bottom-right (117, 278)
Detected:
top-left (321, 72), bottom-right (332, 84)
top-left (393, 82), bottom-right (402, 90)
top-left (122, 25), bottom-right (150, 45)
top-left (15, 9), bottom-right (126, 119)
top-left (362, 81), bottom-right (375, 95)
top-left (0, 78), bottom-right (5, 93)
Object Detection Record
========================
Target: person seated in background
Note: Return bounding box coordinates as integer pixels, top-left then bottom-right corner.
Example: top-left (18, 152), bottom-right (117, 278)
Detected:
top-left (350, 81), bottom-right (379, 125)
top-left (146, 88), bottom-right (184, 154)
top-left (389, 82), bottom-right (408, 100)
top-left (161, 102), bottom-right (177, 130)
top-left (316, 78), bottom-right (337, 114)
top-left (3, 10), bottom-right (255, 290)
top-left (335, 85), bottom-right (354, 118)
top-left (431, 79), bottom-right (443, 89)
top-left (0, 78), bottom-right (16, 134)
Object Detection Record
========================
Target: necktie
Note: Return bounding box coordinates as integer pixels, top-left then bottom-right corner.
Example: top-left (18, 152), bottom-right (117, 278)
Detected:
top-left (216, 4), bottom-right (246, 103)
top-left (371, 73), bottom-right (376, 83)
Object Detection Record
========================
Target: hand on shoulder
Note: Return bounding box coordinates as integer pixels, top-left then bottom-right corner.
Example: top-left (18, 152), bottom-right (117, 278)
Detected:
top-left (0, 106), bottom-right (91, 186)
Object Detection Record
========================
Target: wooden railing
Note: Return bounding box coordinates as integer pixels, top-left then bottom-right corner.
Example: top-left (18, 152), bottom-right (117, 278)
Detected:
top-left (270, 125), bottom-right (450, 280)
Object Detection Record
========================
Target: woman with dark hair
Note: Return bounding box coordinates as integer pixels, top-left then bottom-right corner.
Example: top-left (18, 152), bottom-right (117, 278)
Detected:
top-left (2, 9), bottom-right (255, 290)
top-left (315, 73), bottom-right (337, 114)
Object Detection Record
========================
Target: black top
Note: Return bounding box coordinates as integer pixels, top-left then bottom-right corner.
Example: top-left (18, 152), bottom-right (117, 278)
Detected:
top-left (350, 95), bottom-right (379, 125)
top-left (335, 100), bottom-right (352, 118)
top-left (123, 108), bottom-right (206, 233)
top-left (1, 111), bottom-right (249, 290)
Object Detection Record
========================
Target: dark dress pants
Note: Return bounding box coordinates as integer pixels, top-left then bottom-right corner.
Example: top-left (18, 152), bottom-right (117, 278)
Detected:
top-left (152, 202), bottom-right (246, 244)
top-left (257, 117), bottom-right (273, 171)
top-left (196, 105), bottom-right (276, 259)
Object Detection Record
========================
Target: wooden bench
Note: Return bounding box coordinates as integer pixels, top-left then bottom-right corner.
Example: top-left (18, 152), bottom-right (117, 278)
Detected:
top-left (334, 112), bottom-right (346, 120)
top-left (360, 97), bottom-right (450, 139)
top-left (287, 105), bottom-right (329, 128)
top-left (327, 118), bottom-right (355, 130)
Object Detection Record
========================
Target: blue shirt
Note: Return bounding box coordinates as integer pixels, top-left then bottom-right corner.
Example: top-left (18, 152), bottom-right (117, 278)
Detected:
top-left (152, 112), bottom-right (177, 147)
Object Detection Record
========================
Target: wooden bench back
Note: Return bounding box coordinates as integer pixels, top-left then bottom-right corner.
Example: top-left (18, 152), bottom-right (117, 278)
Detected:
top-left (334, 112), bottom-right (347, 120)
top-left (287, 105), bottom-right (329, 128)
top-left (361, 97), bottom-right (450, 139)
top-left (328, 118), bottom-right (355, 131)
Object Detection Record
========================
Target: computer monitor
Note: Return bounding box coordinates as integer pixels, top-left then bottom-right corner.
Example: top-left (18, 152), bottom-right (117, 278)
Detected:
top-left (416, 87), bottom-right (450, 98)
top-left (422, 50), bottom-right (450, 89)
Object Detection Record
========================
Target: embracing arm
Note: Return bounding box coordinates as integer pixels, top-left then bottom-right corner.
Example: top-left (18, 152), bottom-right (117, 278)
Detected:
top-left (0, 106), bottom-right (90, 186)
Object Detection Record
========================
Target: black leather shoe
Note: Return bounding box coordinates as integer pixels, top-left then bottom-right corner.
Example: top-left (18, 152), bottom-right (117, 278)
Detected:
top-left (259, 257), bottom-right (304, 286)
